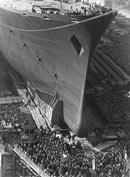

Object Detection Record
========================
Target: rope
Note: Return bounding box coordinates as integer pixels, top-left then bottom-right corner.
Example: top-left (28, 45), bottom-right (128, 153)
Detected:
top-left (18, 43), bottom-right (29, 79)
top-left (34, 58), bottom-right (42, 73)
top-left (43, 67), bottom-right (58, 107)
top-left (6, 30), bottom-right (12, 56)
top-left (30, 49), bottom-right (57, 109)
top-left (0, 28), bottom-right (64, 53)
top-left (10, 27), bottom-right (66, 45)
top-left (0, 68), bottom-right (9, 74)
top-left (32, 50), bottom-right (55, 84)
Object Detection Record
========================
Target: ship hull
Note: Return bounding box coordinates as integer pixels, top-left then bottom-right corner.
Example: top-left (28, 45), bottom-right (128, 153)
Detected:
top-left (0, 6), bottom-right (117, 137)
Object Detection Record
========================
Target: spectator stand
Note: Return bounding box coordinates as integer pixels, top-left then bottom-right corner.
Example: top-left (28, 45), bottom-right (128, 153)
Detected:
top-left (0, 101), bottom-right (24, 144)
top-left (0, 96), bottom-right (22, 105)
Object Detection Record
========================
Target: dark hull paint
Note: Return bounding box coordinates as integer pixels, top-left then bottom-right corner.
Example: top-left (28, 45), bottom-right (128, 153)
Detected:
top-left (0, 5), bottom-right (117, 137)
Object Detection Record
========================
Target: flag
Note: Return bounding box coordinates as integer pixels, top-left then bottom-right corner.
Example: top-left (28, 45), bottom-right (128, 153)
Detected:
top-left (61, 153), bottom-right (69, 164)
top-left (92, 156), bottom-right (95, 170)
top-left (124, 149), bottom-right (129, 171)
top-left (124, 149), bottom-right (128, 160)
top-left (59, 153), bottom-right (69, 175)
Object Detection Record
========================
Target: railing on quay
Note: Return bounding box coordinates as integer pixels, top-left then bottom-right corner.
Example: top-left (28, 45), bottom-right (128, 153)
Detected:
top-left (13, 145), bottom-right (50, 177)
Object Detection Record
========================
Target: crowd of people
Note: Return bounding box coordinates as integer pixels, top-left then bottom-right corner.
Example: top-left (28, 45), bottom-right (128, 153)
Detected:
top-left (15, 124), bottom-right (129, 177)
top-left (17, 127), bottom-right (88, 177)
top-left (92, 91), bottom-right (130, 126)
top-left (0, 102), bottom-right (32, 144)
top-left (0, 102), bottom-right (23, 128)
top-left (0, 97), bottom-right (129, 176)
top-left (95, 141), bottom-right (129, 177)
top-left (67, 2), bottom-right (110, 16)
